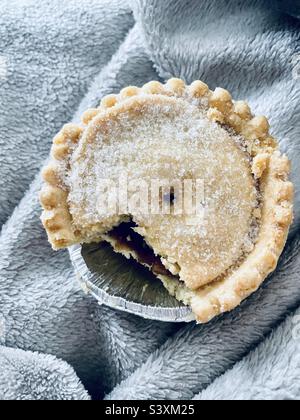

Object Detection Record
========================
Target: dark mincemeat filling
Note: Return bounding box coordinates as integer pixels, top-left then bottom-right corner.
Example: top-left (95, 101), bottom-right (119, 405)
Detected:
top-left (108, 222), bottom-right (177, 278)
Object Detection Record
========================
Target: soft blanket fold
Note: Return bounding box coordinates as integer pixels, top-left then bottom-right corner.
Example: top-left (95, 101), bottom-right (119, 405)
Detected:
top-left (0, 0), bottom-right (299, 400)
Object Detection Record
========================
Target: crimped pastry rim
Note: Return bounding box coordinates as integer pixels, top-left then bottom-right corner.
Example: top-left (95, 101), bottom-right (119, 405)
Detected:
top-left (40, 79), bottom-right (294, 323)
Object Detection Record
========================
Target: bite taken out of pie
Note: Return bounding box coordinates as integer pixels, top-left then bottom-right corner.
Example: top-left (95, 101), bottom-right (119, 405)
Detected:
top-left (40, 79), bottom-right (294, 323)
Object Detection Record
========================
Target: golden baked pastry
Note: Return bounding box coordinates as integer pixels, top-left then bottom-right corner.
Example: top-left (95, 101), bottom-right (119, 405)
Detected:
top-left (40, 79), bottom-right (294, 323)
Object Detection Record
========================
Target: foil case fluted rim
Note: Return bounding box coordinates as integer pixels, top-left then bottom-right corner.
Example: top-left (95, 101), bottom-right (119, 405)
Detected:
top-left (69, 244), bottom-right (195, 323)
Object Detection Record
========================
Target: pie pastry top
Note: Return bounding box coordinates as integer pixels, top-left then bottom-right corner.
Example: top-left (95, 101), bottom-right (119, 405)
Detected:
top-left (40, 79), bottom-right (294, 323)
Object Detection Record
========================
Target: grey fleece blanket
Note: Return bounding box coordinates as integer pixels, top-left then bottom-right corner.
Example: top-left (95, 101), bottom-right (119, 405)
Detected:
top-left (0, 0), bottom-right (299, 400)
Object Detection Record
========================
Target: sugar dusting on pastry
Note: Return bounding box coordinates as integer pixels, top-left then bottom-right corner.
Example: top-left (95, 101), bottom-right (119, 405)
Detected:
top-left (66, 95), bottom-right (259, 289)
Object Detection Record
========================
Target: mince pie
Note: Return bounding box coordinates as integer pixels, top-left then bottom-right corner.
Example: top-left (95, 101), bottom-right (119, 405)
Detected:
top-left (40, 79), bottom-right (294, 323)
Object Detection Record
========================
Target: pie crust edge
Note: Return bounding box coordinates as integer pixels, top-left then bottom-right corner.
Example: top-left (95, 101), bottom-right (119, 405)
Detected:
top-left (39, 79), bottom-right (294, 323)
